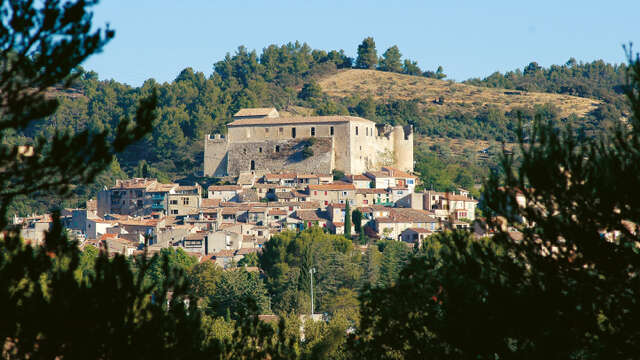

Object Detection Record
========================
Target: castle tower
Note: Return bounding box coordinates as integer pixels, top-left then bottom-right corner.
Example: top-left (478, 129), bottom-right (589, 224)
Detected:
top-left (204, 134), bottom-right (229, 177)
top-left (392, 125), bottom-right (414, 172)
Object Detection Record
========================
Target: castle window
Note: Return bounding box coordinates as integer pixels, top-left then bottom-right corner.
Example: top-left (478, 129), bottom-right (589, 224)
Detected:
top-left (311, 127), bottom-right (315, 136)
top-left (250, 160), bottom-right (255, 171)
top-left (292, 127), bottom-right (296, 138)
top-left (243, 148), bottom-right (247, 154)
top-left (355, 126), bottom-right (359, 135)
top-left (259, 147), bottom-right (262, 153)
top-left (366, 127), bottom-right (368, 136)
top-left (275, 145), bottom-right (280, 152)
top-left (405, 130), bottom-right (409, 140)
top-left (330, 126), bottom-right (334, 136)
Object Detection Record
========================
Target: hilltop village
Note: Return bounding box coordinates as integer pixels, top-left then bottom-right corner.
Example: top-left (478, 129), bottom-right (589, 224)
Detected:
top-left (12, 108), bottom-right (478, 266)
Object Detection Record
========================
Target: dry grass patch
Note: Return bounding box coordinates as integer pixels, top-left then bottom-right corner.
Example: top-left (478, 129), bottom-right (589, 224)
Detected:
top-left (318, 69), bottom-right (601, 118)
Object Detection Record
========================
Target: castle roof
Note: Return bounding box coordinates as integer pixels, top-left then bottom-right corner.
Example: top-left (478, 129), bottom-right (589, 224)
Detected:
top-left (227, 115), bottom-right (373, 127)
top-left (233, 107), bottom-right (278, 117)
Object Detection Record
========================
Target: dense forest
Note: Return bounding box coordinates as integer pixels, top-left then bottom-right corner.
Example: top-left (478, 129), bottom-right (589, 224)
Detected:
top-left (5, 39), bottom-right (630, 215)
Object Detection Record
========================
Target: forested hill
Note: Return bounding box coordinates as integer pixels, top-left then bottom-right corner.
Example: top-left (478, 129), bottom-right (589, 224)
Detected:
top-left (6, 40), bottom-right (631, 214)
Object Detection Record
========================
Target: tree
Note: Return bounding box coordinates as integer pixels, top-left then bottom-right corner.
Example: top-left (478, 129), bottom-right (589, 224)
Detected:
top-left (378, 45), bottom-right (402, 73)
top-left (298, 81), bottom-right (323, 100)
top-left (0, 2), bottom-right (300, 358)
top-left (351, 49), bottom-right (640, 358)
top-left (207, 269), bottom-right (270, 318)
top-left (344, 202), bottom-right (352, 237)
top-left (352, 209), bottom-right (363, 235)
top-left (402, 59), bottom-right (422, 76)
top-left (355, 37), bottom-right (377, 69)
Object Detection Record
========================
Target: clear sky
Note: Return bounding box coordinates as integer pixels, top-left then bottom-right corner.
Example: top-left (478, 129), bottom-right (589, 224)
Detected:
top-left (83, 0), bottom-right (640, 87)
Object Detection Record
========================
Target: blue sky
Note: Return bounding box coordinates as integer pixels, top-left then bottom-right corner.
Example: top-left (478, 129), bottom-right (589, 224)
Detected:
top-left (83, 0), bottom-right (640, 87)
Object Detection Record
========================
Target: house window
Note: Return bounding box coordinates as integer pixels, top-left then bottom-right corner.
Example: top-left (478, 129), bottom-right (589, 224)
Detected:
top-left (314, 191), bottom-right (318, 195)
top-left (171, 209), bottom-right (178, 215)
top-left (265, 128), bottom-right (269, 134)
top-left (343, 191), bottom-right (347, 196)
top-left (311, 127), bottom-right (315, 136)
top-left (366, 127), bottom-right (368, 136)
top-left (363, 199), bottom-right (368, 204)
top-left (355, 126), bottom-right (358, 135)
top-left (292, 127), bottom-right (296, 138)
top-left (330, 126), bottom-right (334, 135)
top-left (170, 199), bottom-right (178, 205)
top-left (182, 197), bottom-right (189, 205)
top-left (275, 145), bottom-right (280, 152)
top-left (279, 127), bottom-right (283, 134)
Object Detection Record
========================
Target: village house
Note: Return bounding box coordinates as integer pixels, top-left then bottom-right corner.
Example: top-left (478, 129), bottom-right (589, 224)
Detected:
top-left (374, 208), bottom-right (439, 240)
top-left (307, 183), bottom-right (356, 207)
top-left (400, 227), bottom-right (432, 248)
top-left (167, 184), bottom-right (202, 216)
top-left (208, 184), bottom-right (243, 202)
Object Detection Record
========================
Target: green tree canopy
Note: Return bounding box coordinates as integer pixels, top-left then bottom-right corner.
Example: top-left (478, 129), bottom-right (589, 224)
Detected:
top-left (378, 45), bottom-right (403, 73)
top-left (355, 37), bottom-right (377, 69)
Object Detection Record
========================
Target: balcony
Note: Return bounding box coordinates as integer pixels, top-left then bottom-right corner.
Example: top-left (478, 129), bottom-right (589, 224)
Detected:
top-left (151, 194), bottom-right (165, 200)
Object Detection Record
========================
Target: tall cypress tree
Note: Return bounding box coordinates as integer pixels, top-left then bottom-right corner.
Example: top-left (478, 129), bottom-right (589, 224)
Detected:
top-left (344, 202), bottom-right (352, 238)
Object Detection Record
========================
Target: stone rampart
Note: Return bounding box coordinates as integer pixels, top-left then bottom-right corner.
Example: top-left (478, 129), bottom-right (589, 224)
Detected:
top-left (227, 137), bottom-right (333, 176)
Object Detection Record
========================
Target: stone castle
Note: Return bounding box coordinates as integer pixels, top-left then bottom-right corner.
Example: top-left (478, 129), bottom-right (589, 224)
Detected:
top-left (204, 108), bottom-right (413, 177)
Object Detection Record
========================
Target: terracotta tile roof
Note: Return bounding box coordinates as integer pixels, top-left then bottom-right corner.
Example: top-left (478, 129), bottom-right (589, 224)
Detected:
top-left (208, 185), bottom-right (242, 191)
top-left (344, 174), bottom-right (369, 181)
top-left (296, 174), bottom-right (320, 179)
top-left (377, 208), bottom-right (437, 224)
top-left (201, 198), bottom-right (221, 208)
top-left (268, 209), bottom-right (288, 216)
top-left (185, 232), bottom-right (206, 241)
top-left (445, 194), bottom-right (478, 202)
top-left (113, 178), bottom-right (158, 189)
top-left (275, 192), bottom-right (293, 199)
top-left (212, 249), bottom-right (236, 258)
top-left (221, 208), bottom-right (241, 215)
top-left (233, 107), bottom-right (277, 117)
top-left (382, 166), bottom-right (417, 178)
top-left (264, 173), bottom-right (296, 180)
top-left (405, 227), bottom-right (431, 234)
top-left (119, 219), bottom-right (162, 227)
top-left (294, 210), bottom-right (326, 222)
top-left (148, 183), bottom-right (179, 192)
top-left (308, 183), bottom-right (356, 191)
top-left (228, 115), bottom-right (373, 127)
top-left (365, 171), bottom-right (392, 178)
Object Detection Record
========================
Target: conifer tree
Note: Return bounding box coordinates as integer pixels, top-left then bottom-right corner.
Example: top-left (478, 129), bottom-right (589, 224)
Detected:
top-left (378, 45), bottom-right (402, 73)
top-left (350, 48), bottom-right (640, 359)
top-left (355, 37), bottom-right (377, 69)
top-left (344, 202), bottom-right (352, 238)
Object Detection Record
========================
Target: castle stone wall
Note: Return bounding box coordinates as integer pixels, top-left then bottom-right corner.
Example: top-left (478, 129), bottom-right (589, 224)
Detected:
top-left (226, 137), bottom-right (333, 176)
top-left (204, 135), bottom-right (229, 177)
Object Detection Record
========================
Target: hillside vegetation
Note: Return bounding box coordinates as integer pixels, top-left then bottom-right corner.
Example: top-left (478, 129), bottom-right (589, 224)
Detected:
top-left (5, 39), bottom-right (631, 215)
top-left (318, 69), bottom-right (600, 118)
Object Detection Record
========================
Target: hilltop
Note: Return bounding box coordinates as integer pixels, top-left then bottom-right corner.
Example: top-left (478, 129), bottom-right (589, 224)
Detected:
top-left (318, 69), bottom-right (601, 119)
